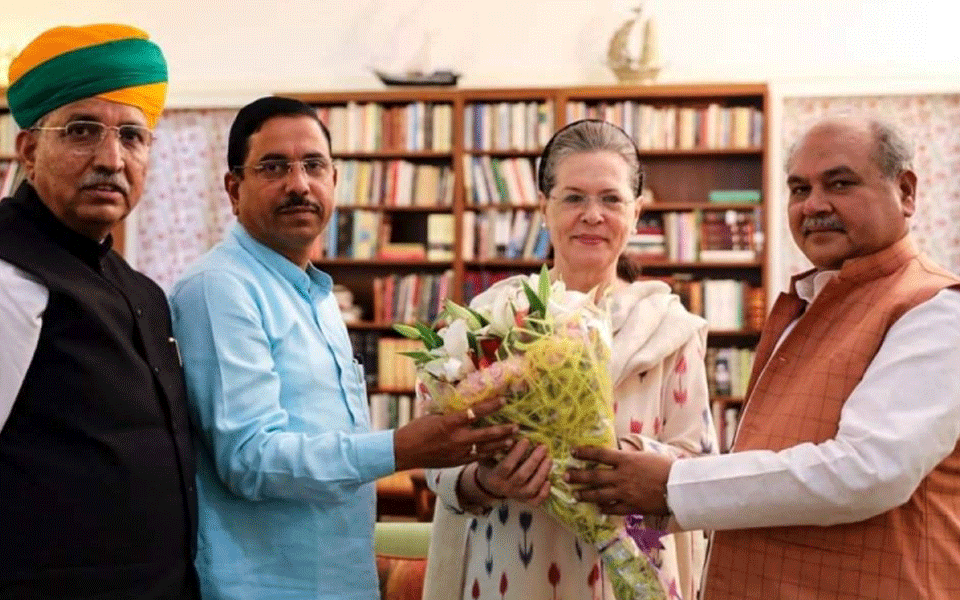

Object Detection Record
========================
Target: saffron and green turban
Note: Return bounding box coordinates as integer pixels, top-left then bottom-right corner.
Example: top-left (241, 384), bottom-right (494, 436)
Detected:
top-left (7, 23), bottom-right (168, 129)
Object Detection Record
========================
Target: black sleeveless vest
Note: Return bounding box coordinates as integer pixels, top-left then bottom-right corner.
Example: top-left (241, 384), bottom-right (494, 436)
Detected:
top-left (0, 182), bottom-right (198, 599)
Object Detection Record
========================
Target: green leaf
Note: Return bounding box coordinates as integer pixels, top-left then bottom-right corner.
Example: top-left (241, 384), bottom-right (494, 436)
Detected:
top-left (444, 299), bottom-right (482, 330)
top-left (466, 306), bottom-right (490, 327)
top-left (538, 264), bottom-right (551, 309)
top-left (466, 331), bottom-right (482, 358)
top-left (414, 322), bottom-right (443, 349)
top-left (398, 350), bottom-right (434, 363)
top-left (392, 323), bottom-right (422, 339)
top-left (522, 279), bottom-right (546, 318)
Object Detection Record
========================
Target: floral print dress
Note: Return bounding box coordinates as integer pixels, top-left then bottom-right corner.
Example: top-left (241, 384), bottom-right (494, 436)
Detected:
top-left (426, 279), bottom-right (718, 600)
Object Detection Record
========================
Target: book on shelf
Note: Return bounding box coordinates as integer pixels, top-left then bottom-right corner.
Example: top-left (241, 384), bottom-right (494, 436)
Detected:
top-left (463, 270), bottom-right (527, 303)
top-left (565, 101), bottom-right (763, 151)
top-left (322, 208), bottom-right (464, 261)
top-left (369, 393), bottom-right (421, 431)
top-left (335, 209), bottom-right (353, 257)
top-left (335, 160), bottom-right (453, 207)
top-left (373, 271), bottom-right (452, 324)
top-left (663, 211), bottom-right (699, 262)
top-left (711, 402), bottom-right (743, 453)
top-left (349, 330), bottom-right (381, 387)
top-left (464, 101), bottom-right (553, 151)
top-left (466, 156), bottom-right (538, 206)
top-left (317, 101), bottom-right (453, 153)
top-left (652, 275), bottom-right (762, 331)
top-left (627, 214), bottom-right (667, 259)
top-left (698, 209), bottom-right (759, 262)
top-left (376, 337), bottom-right (419, 390)
top-left (426, 213), bottom-right (455, 260)
top-left (708, 189), bottom-right (761, 204)
top-left (377, 242), bottom-right (426, 261)
top-left (351, 210), bottom-right (380, 259)
top-left (706, 347), bottom-right (755, 398)
top-left (470, 210), bottom-right (550, 261)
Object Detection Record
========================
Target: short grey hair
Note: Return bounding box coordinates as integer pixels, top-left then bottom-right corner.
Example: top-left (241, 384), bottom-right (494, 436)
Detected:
top-left (870, 118), bottom-right (913, 177)
top-left (786, 114), bottom-right (913, 179)
top-left (537, 119), bottom-right (643, 196)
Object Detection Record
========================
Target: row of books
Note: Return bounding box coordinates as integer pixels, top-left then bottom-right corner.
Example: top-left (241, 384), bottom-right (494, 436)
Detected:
top-left (372, 271), bottom-right (454, 325)
top-left (0, 115), bottom-right (17, 156)
top-left (462, 270), bottom-right (526, 303)
top-left (369, 393), bottom-right (426, 431)
top-left (711, 403), bottom-right (742, 453)
top-left (565, 102), bottom-right (764, 150)
top-left (707, 346), bottom-right (755, 399)
top-left (320, 211), bottom-right (455, 261)
top-left (316, 102), bottom-right (453, 153)
top-left (375, 337), bottom-right (420, 390)
top-left (462, 210), bottom-right (551, 261)
top-left (0, 160), bottom-right (23, 197)
top-left (464, 155), bottom-right (539, 206)
top-left (333, 159), bottom-right (454, 207)
top-left (631, 208), bottom-right (762, 263)
top-left (663, 276), bottom-right (765, 331)
top-left (464, 101), bottom-right (554, 151)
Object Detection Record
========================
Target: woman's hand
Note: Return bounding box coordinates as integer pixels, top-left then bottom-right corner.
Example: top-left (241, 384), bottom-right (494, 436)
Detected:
top-left (460, 438), bottom-right (552, 507)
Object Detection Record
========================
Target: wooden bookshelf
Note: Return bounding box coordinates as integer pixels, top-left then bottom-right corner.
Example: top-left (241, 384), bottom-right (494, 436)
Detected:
top-left (287, 84), bottom-right (771, 463)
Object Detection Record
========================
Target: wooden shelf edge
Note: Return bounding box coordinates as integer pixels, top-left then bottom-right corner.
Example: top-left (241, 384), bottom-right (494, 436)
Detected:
top-left (332, 150), bottom-right (452, 159)
top-left (465, 259), bottom-right (548, 268)
top-left (314, 259), bottom-right (453, 267)
top-left (644, 202), bottom-right (761, 211)
top-left (335, 204), bottom-right (453, 212)
top-left (638, 260), bottom-right (763, 269)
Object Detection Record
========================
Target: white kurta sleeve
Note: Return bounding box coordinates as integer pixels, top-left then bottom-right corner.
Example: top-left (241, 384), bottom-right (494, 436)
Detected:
top-left (0, 259), bottom-right (48, 430)
top-left (669, 288), bottom-right (960, 531)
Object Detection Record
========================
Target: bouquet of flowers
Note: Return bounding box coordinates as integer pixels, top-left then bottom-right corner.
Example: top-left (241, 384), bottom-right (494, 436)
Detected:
top-left (394, 267), bottom-right (666, 600)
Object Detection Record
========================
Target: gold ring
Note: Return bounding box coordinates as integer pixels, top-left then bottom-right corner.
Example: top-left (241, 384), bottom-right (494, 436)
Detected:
top-left (466, 407), bottom-right (476, 421)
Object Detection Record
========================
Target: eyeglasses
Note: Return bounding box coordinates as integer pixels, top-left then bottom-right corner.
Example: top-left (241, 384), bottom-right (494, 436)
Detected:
top-left (31, 120), bottom-right (154, 156)
top-left (549, 192), bottom-right (636, 216)
top-left (233, 158), bottom-right (332, 181)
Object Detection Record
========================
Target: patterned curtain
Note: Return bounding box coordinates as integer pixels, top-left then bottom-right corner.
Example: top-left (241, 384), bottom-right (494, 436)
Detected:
top-left (780, 95), bottom-right (960, 278)
top-left (131, 109), bottom-right (237, 290)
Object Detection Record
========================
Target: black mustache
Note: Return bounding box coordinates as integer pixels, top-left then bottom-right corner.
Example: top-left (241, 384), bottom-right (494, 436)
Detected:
top-left (276, 195), bottom-right (321, 212)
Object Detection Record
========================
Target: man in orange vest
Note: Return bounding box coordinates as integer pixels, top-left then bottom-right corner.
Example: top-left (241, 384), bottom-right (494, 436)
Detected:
top-left (568, 115), bottom-right (960, 600)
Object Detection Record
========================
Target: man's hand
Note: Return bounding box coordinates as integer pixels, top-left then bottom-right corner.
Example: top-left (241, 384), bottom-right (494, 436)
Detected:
top-left (564, 446), bottom-right (674, 515)
top-left (393, 397), bottom-right (518, 471)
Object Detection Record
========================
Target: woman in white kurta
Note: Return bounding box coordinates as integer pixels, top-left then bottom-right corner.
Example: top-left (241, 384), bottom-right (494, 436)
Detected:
top-left (424, 120), bottom-right (717, 600)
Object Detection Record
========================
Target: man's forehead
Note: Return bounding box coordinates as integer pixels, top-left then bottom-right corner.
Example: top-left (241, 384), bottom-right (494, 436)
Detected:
top-left (43, 97), bottom-right (148, 125)
top-left (789, 125), bottom-right (873, 175)
top-left (248, 116), bottom-right (329, 157)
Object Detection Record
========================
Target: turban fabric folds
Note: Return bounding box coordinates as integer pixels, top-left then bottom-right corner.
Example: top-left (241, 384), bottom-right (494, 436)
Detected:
top-left (8, 24), bottom-right (168, 128)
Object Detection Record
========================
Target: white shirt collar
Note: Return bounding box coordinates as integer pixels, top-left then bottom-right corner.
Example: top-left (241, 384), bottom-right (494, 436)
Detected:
top-left (794, 269), bottom-right (839, 304)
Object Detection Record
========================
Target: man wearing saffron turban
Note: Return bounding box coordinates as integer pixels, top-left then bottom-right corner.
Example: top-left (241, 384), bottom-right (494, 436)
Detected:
top-left (0, 24), bottom-right (198, 599)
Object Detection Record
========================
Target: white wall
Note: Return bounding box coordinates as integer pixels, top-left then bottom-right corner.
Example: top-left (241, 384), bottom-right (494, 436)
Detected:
top-left (3, 0), bottom-right (960, 105)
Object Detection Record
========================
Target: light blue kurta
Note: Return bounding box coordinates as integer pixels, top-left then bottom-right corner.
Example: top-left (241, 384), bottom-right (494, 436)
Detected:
top-left (170, 222), bottom-right (394, 600)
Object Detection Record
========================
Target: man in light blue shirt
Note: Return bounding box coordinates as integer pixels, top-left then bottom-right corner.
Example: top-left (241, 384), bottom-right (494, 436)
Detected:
top-left (169, 97), bottom-right (516, 600)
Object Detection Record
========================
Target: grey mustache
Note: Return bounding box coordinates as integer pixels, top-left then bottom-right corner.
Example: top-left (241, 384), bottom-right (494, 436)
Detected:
top-left (80, 173), bottom-right (130, 195)
top-left (802, 215), bottom-right (844, 231)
